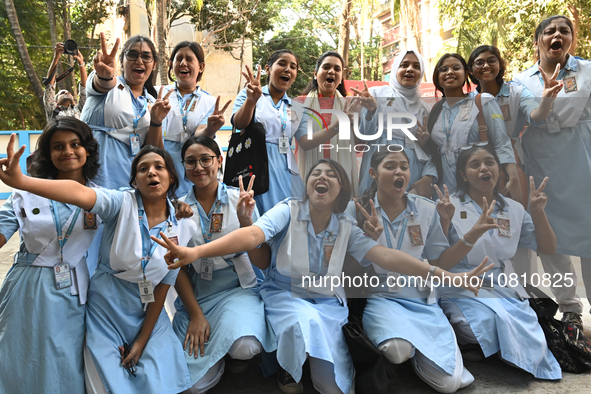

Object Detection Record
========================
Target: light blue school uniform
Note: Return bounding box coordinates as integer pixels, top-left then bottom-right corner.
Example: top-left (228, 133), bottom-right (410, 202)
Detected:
top-left (159, 84), bottom-right (216, 197)
top-left (0, 193), bottom-right (97, 393)
top-left (81, 73), bottom-right (155, 189)
top-left (430, 95), bottom-right (515, 192)
top-left (86, 188), bottom-right (193, 394)
top-left (344, 194), bottom-right (459, 375)
top-left (439, 194), bottom-right (561, 380)
top-left (515, 56), bottom-right (591, 258)
top-left (486, 81), bottom-right (540, 139)
top-left (232, 86), bottom-right (305, 215)
top-left (357, 86), bottom-right (438, 194)
top-left (172, 183), bottom-right (276, 384)
top-left (253, 199), bottom-right (378, 394)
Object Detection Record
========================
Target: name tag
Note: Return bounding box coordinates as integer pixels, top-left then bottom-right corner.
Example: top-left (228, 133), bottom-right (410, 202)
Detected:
top-left (278, 137), bottom-right (290, 154)
top-left (138, 280), bottom-right (155, 303)
top-left (201, 258), bottom-right (213, 281)
top-left (130, 134), bottom-right (141, 155)
top-left (54, 262), bottom-right (72, 290)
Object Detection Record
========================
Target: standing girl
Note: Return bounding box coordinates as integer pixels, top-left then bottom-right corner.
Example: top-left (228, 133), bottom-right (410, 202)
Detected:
top-left (81, 32), bottom-right (173, 189)
top-left (171, 136), bottom-right (275, 393)
top-left (514, 15), bottom-right (591, 326)
top-left (153, 159), bottom-right (491, 394)
top-left (158, 41), bottom-right (231, 196)
top-left (0, 118), bottom-right (100, 393)
top-left (0, 140), bottom-right (197, 394)
top-left (438, 143), bottom-right (561, 380)
top-left (232, 50), bottom-right (305, 215)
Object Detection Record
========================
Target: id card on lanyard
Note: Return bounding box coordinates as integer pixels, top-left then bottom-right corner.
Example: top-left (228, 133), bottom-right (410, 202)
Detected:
top-left (198, 197), bottom-right (224, 281)
top-left (177, 87), bottom-right (199, 144)
top-left (50, 201), bottom-right (81, 290)
top-left (278, 102), bottom-right (290, 154)
top-left (130, 98), bottom-right (148, 156)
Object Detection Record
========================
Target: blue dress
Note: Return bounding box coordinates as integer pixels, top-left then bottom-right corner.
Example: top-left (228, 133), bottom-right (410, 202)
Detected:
top-left (232, 86), bottom-right (305, 215)
top-left (345, 194), bottom-right (459, 376)
top-left (0, 193), bottom-right (96, 393)
top-left (86, 188), bottom-right (193, 394)
top-left (172, 184), bottom-right (276, 385)
top-left (253, 199), bottom-right (378, 394)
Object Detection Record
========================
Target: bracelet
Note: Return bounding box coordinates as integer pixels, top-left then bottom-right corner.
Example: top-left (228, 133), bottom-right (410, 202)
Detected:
top-left (96, 74), bottom-right (113, 82)
top-left (150, 121), bottom-right (162, 128)
top-left (426, 265), bottom-right (437, 282)
top-left (460, 235), bottom-right (475, 248)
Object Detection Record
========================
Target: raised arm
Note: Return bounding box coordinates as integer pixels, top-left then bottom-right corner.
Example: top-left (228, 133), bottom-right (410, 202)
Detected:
top-left (0, 134), bottom-right (97, 211)
top-left (528, 176), bottom-right (557, 255)
top-left (232, 65), bottom-right (261, 130)
top-left (529, 65), bottom-right (563, 122)
top-left (92, 32), bottom-right (120, 93)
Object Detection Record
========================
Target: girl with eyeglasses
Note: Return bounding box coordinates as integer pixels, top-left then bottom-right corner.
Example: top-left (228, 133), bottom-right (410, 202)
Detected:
top-left (437, 142), bottom-right (561, 380)
top-left (157, 42), bottom-right (232, 197)
top-left (81, 33), bottom-right (173, 189)
top-left (151, 158), bottom-right (492, 394)
top-left (168, 136), bottom-right (274, 393)
top-left (425, 53), bottom-right (519, 197)
top-left (0, 139), bottom-right (199, 393)
top-left (0, 118), bottom-right (100, 393)
top-left (512, 15), bottom-right (591, 329)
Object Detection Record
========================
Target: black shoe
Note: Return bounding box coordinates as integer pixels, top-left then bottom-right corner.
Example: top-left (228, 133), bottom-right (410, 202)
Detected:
top-left (277, 368), bottom-right (303, 394)
top-left (562, 312), bottom-right (584, 331)
top-left (460, 343), bottom-right (484, 362)
top-left (225, 355), bottom-right (250, 374)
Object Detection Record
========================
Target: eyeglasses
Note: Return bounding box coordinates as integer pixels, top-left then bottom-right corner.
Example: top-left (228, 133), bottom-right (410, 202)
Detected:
top-left (459, 141), bottom-right (489, 151)
top-left (125, 50), bottom-right (154, 63)
top-left (121, 342), bottom-right (137, 377)
top-left (472, 57), bottom-right (499, 69)
top-left (438, 64), bottom-right (464, 73)
top-left (182, 156), bottom-right (216, 170)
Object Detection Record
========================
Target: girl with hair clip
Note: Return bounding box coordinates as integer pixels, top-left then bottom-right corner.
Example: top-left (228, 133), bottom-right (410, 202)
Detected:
top-left (294, 51), bottom-right (360, 196)
top-left (232, 49), bottom-right (305, 215)
top-left (0, 118), bottom-right (100, 393)
top-left (170, 136), bottom-right (275, 393)
top-left (81, 32), bottom-right (174, 189)
top-left (157, 41), bottom-right (232, 197)
top-left (354, 50), bottom-right (438, 198)
top-left (0, 140), bottom-right (197, 394)
top-left (345, 149), bottom-right (502, 393)
top-left (425, 53), bottom-right (520, 197)
top-left (152, 159), bottom-right (492, 394)
top-left (514, 15), bottom-right (591, 329)
top-left (437, 143), bottom-right (561, 380)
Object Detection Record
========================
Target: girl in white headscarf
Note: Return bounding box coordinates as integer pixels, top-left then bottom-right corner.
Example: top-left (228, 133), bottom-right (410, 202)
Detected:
top-left (355, 50), bottom-right (437, 198)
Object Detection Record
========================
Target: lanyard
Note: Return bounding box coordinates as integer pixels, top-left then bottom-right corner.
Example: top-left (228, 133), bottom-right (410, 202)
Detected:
top-left (442, 108), bottom-right (452, 147)
top-left (133, 98), bottom-right (149, 132)
top-left (199, 199), bottom-right (223, 243)
top-left (50, 201), bottom-right (81, 263)
top-left (279, 102), bottom-right (288, 135)
top-left (138, 211), bottom-right (168, 280)
top-left (382, 214), bottom-right (408, 251)
top-left (176, 86), bottom-right (198, 132)
top-left (307, 229), bottom-right (334, 274)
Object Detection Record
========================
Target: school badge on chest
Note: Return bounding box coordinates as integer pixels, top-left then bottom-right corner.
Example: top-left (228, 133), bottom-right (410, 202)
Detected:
top-left (83, 211), bottom-right (97, 229)
top-left (210, 213), bottom-right (223, 233)
top-left (499, 104), bottom-right (511, 121)
top-left (408, 225), bottom-right (424, 246)
top-left (563, 77), bottom-right (578, 93)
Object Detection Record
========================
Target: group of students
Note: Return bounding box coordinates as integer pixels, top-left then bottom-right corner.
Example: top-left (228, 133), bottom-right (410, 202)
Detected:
top-left (0, 13), bottom-right (588, 394)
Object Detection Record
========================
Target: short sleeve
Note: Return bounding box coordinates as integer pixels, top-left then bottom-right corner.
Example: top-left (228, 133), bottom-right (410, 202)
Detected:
top-left (483, 99), bottom-right (515, 164)
top-left (0, 195), bottom-right (20, 242)
top-left (348, 225), bottom-right (379, 265)
top-left (294, 111), bottom-right (310, 141)
top-left (422, 210), bottom-right (451, 260)
top-left (518, 210), bottom-right (538, 251)
top-left (253, 201), bottom-right (290, 243)
top-left (518, 85), bottom-right (543, 126)
top-left (344, 200), bottom-right (357, 221)
top-left (161, 267), bottom-right (180, 286)
top-left (198, 95), bottom-right (215, 125)
top-left (90, 188), bottom-right (126, 224)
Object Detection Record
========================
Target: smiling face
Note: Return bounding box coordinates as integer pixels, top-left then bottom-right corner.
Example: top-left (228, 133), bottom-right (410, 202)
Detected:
top-left (134, 152), bottom-right (172, 201)
top-left (123, 41), bottom-right (155, 89)
top-left (370, 152), bottom-right (410, 200)
top-left (183, 143), bottom-right (222, 190)
top-left (437, 56), bottom-right (467, 93)
top-left (266, 53), bottom-right (298, 94)
top-left (470, 51), bottom-right (500, 84)
top-left (306, 162), bottom-right (342, 211)
top-left (172, 46), bottom-right (205, 89)
top-left (314, 56), bottom-right (343, 96)
top-left (461, 148), bottom-right (500, 195)
top-left (50, 130), bottom-right (88, 177)
top-left (536, 17), bottom-right (573, 64)
top-left (396, 53), bottom-right (422, 87)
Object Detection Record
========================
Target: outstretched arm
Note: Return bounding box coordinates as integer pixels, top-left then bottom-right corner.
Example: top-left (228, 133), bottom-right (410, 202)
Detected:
top-left (0, 134), bottom-right (97, 211)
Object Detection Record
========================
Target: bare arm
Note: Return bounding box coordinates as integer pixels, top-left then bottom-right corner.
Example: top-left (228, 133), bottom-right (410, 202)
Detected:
top-left (528, 176), bottom-right (557, 255)
top-left (233, 65), bottom-right (261, 130)
top-left (0, 235), bottom-right (6, 249)
top-left (530, 64), bottom-right (563, 123)
top-left (297, 122), bottom-right (340, 151)
top-left (92, 32), bottom-right (120, 93)
top-left (175, 268), bottom-right (210, 357)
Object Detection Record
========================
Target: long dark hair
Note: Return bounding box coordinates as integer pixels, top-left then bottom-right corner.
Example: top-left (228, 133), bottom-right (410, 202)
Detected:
top-left (534, 15), bottom-right (575, 60)
top-left (300, 51), bottom-right (347, 97)
top-left (129, 145), bottom-right (180, 200)
top-left (468, 45), bottom-right (506, 90)
top-left (432, 53), bottom-right (471, 98)
top-left (180, 136), bottom-right (223, 181)
top-left (168, 41), bottom-right (205, 84)
top-left (30, 117), bottom-right (100, 181)
top-left (356, 150), bottom-right (410, 228)
top-left (266, 49), bottom-right (299, 84)
top-left (304, 159), bottom-right (351, 213)
top-left (455, 143), bottom-right (506, 210)
top-left (119, 35), bottom-right (158, 98)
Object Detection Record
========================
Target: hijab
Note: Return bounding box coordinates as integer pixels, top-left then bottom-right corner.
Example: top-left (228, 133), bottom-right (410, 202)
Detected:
top-left (389, 49), bottom-right (425, 114)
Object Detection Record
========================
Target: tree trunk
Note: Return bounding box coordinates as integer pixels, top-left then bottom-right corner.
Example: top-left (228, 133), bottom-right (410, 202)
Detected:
top-left (5, 0), bottom-right (44, 107)
top-left (338, 0), bottom-right (352, 75)
top-left (89, 0), bottom-right (105, 53)
top-left (567, 4), bottom-right (579, 54)
top-left (156, 0), bottom-right (168, 85)
top-left (62, 0), bottom-right (75, 96)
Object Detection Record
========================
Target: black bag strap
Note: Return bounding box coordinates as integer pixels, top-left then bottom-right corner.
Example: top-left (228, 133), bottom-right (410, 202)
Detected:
top-left (426, 99), bottom-right (446, 186)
